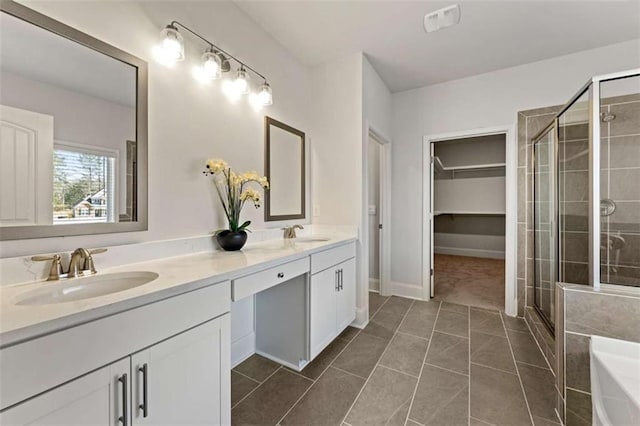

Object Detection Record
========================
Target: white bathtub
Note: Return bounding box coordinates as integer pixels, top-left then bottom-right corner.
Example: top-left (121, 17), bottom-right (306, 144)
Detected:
top-left (590, 335), bottom-right (640, 426)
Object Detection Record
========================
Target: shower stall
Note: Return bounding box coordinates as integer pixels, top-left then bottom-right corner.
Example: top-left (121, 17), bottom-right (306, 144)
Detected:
top-left (532, 69), bottom-right (640, 331)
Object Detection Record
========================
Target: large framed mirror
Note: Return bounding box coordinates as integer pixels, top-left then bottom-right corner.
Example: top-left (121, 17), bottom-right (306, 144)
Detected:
top-left (264, 117), bottom-right (305, 221)
top-left (0, 0), bottom-right (147, 240)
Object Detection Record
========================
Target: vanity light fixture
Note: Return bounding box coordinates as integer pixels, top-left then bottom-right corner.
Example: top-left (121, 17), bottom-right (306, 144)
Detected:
top-left (154, 21), bottom-right (273, 106)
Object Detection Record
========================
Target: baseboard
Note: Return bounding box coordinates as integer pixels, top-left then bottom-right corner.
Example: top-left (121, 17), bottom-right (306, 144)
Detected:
top-left (389, 281), bottom-right (424, 300)
top-left (434, 246), bottom-right (505, 259)
top-left (352, 306), bottom-right (368, 329)
top-left (231, 332), bottom-right (255, 368)
top-left (369, 278), bottom-right (380, 292)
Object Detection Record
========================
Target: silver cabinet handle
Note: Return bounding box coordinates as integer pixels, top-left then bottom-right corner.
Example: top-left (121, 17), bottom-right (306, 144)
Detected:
top-left (339, 269), bottom-right (344, 291)
top-left (138, 363), bottom-right (148, 418)
top-left (118, 373), bottom-right (128, 425)
top-left (335, 270), bottom-right (339, 291)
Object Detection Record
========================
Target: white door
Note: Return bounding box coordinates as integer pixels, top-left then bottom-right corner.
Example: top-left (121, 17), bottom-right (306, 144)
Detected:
top-left (310, 267), bottom-right (338, 359)
top-left (0, 358), bottom-right (130, 426)
top-left (130, 315), bottom-right (230, 426)
top-left (0, 105), bottom-right (54, 226)
top-left (429, 142), bottom-right (435, 298)
top-left (336, 258), bottom-right (357, 332)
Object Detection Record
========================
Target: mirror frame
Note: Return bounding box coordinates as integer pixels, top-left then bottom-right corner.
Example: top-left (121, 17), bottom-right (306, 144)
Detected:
top-left (0, 0), bottom-right (148, 240)
top-left (264, 116), bottom-right (305, 222)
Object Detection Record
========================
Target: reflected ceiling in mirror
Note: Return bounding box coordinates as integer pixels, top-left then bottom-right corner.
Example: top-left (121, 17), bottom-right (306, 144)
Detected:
top-left (0, 0), bottom-right (147, 240)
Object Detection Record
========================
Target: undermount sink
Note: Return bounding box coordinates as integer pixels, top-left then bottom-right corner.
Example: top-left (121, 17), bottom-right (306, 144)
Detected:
top-left (293, 237), bottom-right (330, 243)
top-left (14, 271), bottom-right (159, 306)
top-left (590, 335), bottom-right (640, 426)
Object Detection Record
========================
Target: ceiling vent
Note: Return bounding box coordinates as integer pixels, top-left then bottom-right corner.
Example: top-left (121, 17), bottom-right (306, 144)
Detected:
top-left (424, 4), bottom-right (461, 33)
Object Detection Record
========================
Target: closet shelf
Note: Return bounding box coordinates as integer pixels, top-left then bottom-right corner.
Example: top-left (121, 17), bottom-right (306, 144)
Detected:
top-left (434, 156), bottom-right (506, 173)
top-left (434, 211), bottom-right (506, 216)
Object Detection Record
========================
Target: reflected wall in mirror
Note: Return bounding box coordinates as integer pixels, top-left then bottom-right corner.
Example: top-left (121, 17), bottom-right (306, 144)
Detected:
top-left (0, 0), bottom-right (147, 240)
top-left (264, 117), bottom-right (305, 221)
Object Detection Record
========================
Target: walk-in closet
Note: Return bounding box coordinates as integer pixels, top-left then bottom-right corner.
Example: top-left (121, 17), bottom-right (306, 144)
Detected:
top-left (431, 134), bottom-right (506, 310)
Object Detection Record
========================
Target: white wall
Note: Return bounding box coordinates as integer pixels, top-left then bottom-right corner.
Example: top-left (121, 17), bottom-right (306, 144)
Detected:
top-left (368, 139), bottom-right (380, 289)
top-left (1, 0), bottom-right (313, 257)
top-left (392, 39), bottom-right (640, 289)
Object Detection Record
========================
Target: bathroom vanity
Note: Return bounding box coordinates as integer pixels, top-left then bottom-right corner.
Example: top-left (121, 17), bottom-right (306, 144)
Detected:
top-left (0, 236), bottom-right (356, 424)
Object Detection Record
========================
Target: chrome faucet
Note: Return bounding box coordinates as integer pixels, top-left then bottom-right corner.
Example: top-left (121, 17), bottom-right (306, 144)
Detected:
top-left (282, 225), bottom-right (304, 239)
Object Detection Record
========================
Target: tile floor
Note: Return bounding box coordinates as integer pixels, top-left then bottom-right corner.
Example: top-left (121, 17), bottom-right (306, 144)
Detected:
top-left (434, 254), bottom-right (505, 311)
top-left (231, 293), bottom-right (559, 426)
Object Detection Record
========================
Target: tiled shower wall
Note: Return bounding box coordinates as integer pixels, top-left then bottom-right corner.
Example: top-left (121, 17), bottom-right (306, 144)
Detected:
top-left (557, 284), bottom-right (640, 425)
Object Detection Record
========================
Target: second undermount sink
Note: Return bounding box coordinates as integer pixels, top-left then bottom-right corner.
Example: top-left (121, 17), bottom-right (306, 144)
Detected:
top-left (14, 271), bottom-right (159, 306)
top-left (293, 237), bottom-right (330, 243)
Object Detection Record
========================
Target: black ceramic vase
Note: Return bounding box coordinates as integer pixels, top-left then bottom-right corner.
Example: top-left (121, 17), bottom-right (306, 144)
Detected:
top-left (216, 230), bottom-right (248, 251)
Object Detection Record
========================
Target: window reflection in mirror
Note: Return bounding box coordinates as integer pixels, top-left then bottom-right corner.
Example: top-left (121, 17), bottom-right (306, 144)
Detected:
top-left (0, 3), bottom-right (145, 239)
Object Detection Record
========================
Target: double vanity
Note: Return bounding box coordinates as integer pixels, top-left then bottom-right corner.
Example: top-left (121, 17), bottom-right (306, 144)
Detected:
top-left (0, 235), bottom-right (356, 425)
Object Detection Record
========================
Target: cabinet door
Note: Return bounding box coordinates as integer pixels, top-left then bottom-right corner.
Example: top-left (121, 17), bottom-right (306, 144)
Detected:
top-left (131, 314), bottom-right (230, 426)
top-left (336, 258), bottom-right (357, 333)
top-left (310, 266), bottom-right (338, 359)
top-left (0, 358), bottom-right (130, 426)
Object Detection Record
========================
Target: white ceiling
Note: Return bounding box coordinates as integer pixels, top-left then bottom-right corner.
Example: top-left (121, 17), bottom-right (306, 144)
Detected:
top-left (0, 11), bottom-right (136, 107)
top-left (235, 0), bottom-right (640, 92)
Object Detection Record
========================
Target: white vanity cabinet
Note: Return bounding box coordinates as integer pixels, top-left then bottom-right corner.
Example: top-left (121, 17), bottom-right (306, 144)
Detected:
top-left (309, 243), bottom-right (356, 359)
top-left (0, 358), bottom-right (130, 426)
top-left (1, 282), bottom-right (231, 426)
top-left (130, 315), bottom-right (230, 425)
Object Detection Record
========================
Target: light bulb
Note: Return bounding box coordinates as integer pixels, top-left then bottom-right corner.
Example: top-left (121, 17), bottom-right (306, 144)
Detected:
top-left (200, 48), bottom-right (221, 80)
top-left (154, 24), bottom-right (184, 65)
top-left (233, 67), bottom-right (250, 95)
top-left (257, 82), bottom-right (273, 106)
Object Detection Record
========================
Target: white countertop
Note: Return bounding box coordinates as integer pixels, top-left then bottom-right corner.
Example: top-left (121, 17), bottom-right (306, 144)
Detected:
top-left (0, 234), bottom-right (356, 348)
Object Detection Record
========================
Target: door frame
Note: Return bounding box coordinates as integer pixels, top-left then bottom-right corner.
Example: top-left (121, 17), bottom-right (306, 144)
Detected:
top-left (422, 125), bottom-right (517, 316)
top-left (363, 123), bottom-right (392, 300)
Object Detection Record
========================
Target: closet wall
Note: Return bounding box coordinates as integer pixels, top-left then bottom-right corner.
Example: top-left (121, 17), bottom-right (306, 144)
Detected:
top-left (433, 134), bottom-right (506, 259)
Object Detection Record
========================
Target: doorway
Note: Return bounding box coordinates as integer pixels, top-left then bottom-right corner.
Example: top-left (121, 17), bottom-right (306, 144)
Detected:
top-left (423, 126), bottom-right (517, 314)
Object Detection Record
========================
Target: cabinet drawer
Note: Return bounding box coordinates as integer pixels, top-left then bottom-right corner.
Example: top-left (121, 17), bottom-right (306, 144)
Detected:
top-left (232, 257), bottom-right (310, 301)
top-left (311, 242), bottom-right (356, 275)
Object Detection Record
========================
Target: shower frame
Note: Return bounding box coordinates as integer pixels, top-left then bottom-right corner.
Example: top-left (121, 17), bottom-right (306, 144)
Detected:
top-left (531, 68), bottom-right (640, 332)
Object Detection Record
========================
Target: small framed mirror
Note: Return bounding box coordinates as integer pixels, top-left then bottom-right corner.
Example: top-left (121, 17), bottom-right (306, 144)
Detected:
top-left (0, 0), bottom-right (148, 240)
top-left (264, 117), bottom-right (305, 221)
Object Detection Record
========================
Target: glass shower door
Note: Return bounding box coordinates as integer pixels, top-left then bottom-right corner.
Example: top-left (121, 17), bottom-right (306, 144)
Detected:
top-left (533, 124), bottom-right (557, 330)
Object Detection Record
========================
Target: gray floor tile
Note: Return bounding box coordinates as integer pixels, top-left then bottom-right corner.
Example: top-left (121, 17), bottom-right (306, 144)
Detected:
top-left (362, 310), bottom-right (405, 341)
top-left (409, 364), bottom-right (468, 426)
top-left (440, 301), bottom-right (470, 315)
top-left (471, 417), bottom-right (495, 426)
top-left (426, 331), bottom-right (469, 375)
top-left (379, 332), bottom-right (429, 377)
top-left (346, 366), bottom-right (417, 425)
top-left (533, 415), bottom-right (560, 426)
top-left (506, 329), bottom-right (548, 368)
top-left (332, 332), bottom-right (389, 379)
top-left (296, 337), bottom-right (348, 380)
top-left (338, 326), bottom-right (360, 342)
top-left (231, 369), bottom-right (312, 425)
top-left (231, 371), bottom-right (259, 407)
top-left (518, 363), bottom-right (557, 423)
top-left (410, 300), bottom-right (441, 316)
top-left (233, 354), bottom-right (280, 382)
top-left (369, 292), bottom-right (389, 315)
top-left (379, 296), bottom-right (413, 316)
top-left (470, 364), bottom-right (532, 426)
top-left (501, 313), bottom-right (530, 332)
top-left (470, 331), bottom-right (516, 373)
top-left (470, 308), bottom-right (507, 337)
top-left (398, 309), bottom-right (437, 339)
top-left (281, 367), bottom-right (365, 426)
top-left (435, 310), bottom-right (469, 338)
